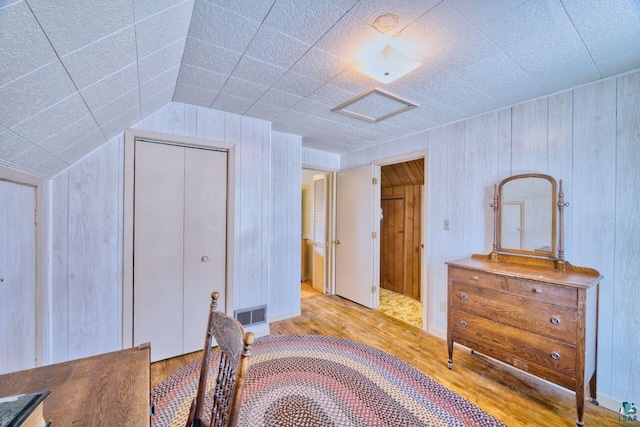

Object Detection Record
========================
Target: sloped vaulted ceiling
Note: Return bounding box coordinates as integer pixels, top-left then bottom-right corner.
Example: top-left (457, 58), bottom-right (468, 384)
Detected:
top-left (1, 0), bottom-right (640, 178)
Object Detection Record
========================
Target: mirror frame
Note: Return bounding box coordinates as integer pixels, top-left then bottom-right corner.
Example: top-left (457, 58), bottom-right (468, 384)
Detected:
top-left (496, 173), bottom-right (557, 258)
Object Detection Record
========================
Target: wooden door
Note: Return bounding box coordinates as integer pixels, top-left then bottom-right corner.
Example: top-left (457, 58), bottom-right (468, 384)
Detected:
top-left (133, 142), bottom-right (185, 362)
top-left (335, 165), bottom-right (380, 309)
top-left (380, 198), bottom-right (405, 294)
top-left (0, 180), bottom-right (37, 374)
top-left (182, 148), bottom-right (227, 354)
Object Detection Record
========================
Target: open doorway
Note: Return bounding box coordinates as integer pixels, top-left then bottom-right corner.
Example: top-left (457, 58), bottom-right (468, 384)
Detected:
top-left (301, 169), bottom-right (333, 301)
top-left (378, 159), bottom-right (424, 328)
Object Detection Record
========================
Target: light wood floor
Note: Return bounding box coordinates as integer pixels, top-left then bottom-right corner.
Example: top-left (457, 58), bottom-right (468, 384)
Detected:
top-left (151, 290), bottom-right (630, 427)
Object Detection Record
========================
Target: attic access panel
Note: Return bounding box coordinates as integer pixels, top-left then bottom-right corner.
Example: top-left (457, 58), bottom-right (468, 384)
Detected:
top-left (331, 87), bottom-right (418, 123)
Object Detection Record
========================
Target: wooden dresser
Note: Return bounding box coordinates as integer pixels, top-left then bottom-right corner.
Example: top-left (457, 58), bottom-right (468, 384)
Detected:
top-left (447, 256), bottom-right (601, 426)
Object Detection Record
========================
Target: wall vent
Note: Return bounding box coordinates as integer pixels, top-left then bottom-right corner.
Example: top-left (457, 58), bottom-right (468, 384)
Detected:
top-left (234, 305), bottom-right (267, 326)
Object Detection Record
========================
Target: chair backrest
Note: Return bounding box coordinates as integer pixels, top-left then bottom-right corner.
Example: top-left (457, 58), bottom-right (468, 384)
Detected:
top-left (186, 292), bottom-right (254, 427)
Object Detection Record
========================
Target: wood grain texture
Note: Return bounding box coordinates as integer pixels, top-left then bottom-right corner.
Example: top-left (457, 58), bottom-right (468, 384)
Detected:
top-left (0, 346), bottom-right (150, 426)
top-left (614, 71), bottom-right (640, 403)
top-left (50, 171), bottom-right (69, 363)
top-left (511, 98), bottom-right (548, 174)
top-left (67, 141), bottom-right (120, 360)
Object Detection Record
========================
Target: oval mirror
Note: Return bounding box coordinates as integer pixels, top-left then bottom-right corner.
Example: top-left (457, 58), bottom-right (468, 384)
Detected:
top-left (497, 174), bottom-right (557, 258)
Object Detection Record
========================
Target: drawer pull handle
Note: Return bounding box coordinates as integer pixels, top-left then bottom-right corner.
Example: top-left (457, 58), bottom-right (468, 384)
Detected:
top-left (460, 320), bottom-right (467, 328)
top-left (550, 351), bottom-right (561, 360)
top-left (535, 288), bottom-right (542, 294)
top-left (460, 293), bottom-right (468, 301)
top-left (550, 317), bottom-right (561, 325)
top-left (472, 276), bottom-right (479, 281)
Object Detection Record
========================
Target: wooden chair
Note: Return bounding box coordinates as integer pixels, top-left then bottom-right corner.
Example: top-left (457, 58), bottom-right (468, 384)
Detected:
top-left (186, 292), bottom-right (255, 427)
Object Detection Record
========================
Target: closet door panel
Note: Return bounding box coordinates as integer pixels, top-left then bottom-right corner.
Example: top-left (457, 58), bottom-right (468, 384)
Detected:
top-left (183, 148), bottom-right (227, 354)
top-left (134, 141), bottom-right (185, 362)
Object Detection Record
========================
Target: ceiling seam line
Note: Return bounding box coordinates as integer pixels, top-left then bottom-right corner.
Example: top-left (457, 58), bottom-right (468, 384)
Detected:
top-left (557, 0), bottom-right (603, 79)
top-left (131, 0), bottom-right (143, 121)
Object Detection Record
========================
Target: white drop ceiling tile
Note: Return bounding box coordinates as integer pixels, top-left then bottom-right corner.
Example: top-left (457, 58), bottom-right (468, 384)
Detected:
top-left (173, 83), bottom-right (217, 107)
top-left (325, 0), bottom-right (359, 10)
top-left (92, 88), bottom-right (141, 126)
top-left (57, 130), bottom-right (106, 164)
top-left (28, 0), bottom-right (134, 56)
top-left (447, 0), bottom-right (528, 27)
top-left (38, 114), bottom-right (102, 153)
top-left (182, 37), bottom-right (242, 76)
top-left (0, 127), bottom-right (34, 160)
top-left (138, 38), bottom-right (186, 82)
top-left (409, 99), bottom-right (464, 125)
top-left (189, 0), bottom-right (260, 54)
top-left (433, 30), bottom-right (546, 106)
top-left (141, 85), bottom-right (175, 116)
top-left (244, 26), bottom-right (311, 69)
top-left (135, 0), bottom-right (193, 58)
top-left (211, 93), bottom-right (254, 115)
top-left (100, 105), bottom-right (141, 140)
top-left (301, 137), bottom-right (353, 153)
top-left (0, 2), bottom-right (58, 87)
top-left (561, 0), bottom-right (640, 77)
top-left (140, 65), bottom-right (180, 101)
top-left (258, 88), bottom-right (303, 109)
top-left (481, 0), bottom-right (601, 92)
top-left (398, 1), bottom-right (477, 59)
top-left (11, 144), bottom-right (54, 169)
top-left (244, 102), bottom-right (288, 121)
top-left (218, 77), bottom-right (269, 102)
top-left (61, 26), bottom-right (137, 90)
top-left (31, 156), bottom-right (68, 178)
top-left (328, 66), bottom-right (383, 95)
top-left (315, 12), bottom-right (388, 63)
top-left (0, 61), bottom-right (76, 129)
top-left (177, 64), bottom-right (228, 93)
top-left (291, 48), bottom-right (350, 83)
top-left (348, 0), bottom-right (441, 33)
top-left (290, 98), bottom-right (334, 117)
top-left (275, 110), bottom-right (313, 126)
top-left (79, 63), bottom-right (139, 111)
top-left (306, 84), bottom-right (357, 107)
top-left (272, 71), bottom-right (324, 97)
top-left (379, 111), bottom-right (435, 132)
top-left (232, 56), bottom-right (287, 87)
top-left (11, 94), bottom-right (90, 143)
top-left (262, 0), bottom-right (345, 45)
top-left (204, 0), bottom-right (275, 22)
top-left (134, 0), bottom-right (187, 22)
top-left (271, 120), bottom-right (306, 135)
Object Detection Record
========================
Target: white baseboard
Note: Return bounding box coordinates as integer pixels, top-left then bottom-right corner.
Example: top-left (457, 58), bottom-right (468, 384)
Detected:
top-left (428, 325), bottom-right (446, 340)
top-left (596, 393), bottom-right (622, 414)
top-left (245, 323), bottom-right (270, 338)
top-left (268, 309), bottom-right (301, 323)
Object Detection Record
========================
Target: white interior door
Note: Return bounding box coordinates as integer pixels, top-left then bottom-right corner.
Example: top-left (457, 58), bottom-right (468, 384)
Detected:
top-left (134, 142), bottom-right (185, 362)
top-left (182, 148), bottom-right (227, 354)
top-left (502, 202), bottom-right (523, 249)
top-left (312, 174), bottom-right (328, 293)
top-left (0, 180), bottom-right (37, 374)
top-left (335, 165), bottom-right (380, 309)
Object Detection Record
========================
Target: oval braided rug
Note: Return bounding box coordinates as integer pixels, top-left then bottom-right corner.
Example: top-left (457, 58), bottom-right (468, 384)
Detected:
top-left (151, 335), bottom-right (504, 427)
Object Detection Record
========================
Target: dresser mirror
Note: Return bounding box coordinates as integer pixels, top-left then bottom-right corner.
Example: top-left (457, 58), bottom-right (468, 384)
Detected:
top-left (497, 174), bottom-right (557, 258)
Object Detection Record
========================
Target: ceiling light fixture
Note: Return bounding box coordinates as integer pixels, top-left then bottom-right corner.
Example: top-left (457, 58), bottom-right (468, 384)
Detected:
top-left (355, 41), bottom-right (422, 84)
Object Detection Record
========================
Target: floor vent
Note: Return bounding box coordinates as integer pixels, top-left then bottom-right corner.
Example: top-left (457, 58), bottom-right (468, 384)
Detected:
top-left (234, 305), bottom-right (267, 326)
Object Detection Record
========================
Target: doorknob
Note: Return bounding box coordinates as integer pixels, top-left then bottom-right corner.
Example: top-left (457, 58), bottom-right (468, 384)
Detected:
top-left (334, 240), bottom-right (340, 245)
top-left (201, 256), bottom-right (209, 262)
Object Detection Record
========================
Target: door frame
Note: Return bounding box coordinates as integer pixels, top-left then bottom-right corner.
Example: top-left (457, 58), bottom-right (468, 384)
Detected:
top-left (122, 129), bottom-right (233, 348)
top-left (372, 151), bottom-right (428, 331)
top-left (0, 165), bottom-right (47, 366)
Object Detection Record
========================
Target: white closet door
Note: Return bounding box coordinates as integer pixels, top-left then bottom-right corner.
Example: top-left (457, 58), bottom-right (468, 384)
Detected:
top-left (0, 180), bottom-right (36, 374)
top-left (182, 148), bottom-right (227, 354)
top-left (134, 142), bottom-right (185, 362)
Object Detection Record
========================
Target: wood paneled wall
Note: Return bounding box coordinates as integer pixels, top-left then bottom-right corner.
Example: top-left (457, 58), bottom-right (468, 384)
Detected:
top-left (47, 102), bottom-right (309, 362)
top-left (380, 185), bottom-right (422, 300)
top-left (341, 70), bottom-right (640, 407)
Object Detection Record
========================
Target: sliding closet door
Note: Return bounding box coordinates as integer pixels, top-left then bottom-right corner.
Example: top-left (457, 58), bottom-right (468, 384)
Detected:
top-left (133, 142), bottom-right (185, 362)
top-left (0, 180), bottom-right (37, 374)
top-left (182, 148), bottom-right (227, 354)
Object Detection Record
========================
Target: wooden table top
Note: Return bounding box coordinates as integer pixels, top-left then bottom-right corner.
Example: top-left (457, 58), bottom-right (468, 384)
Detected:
top-left (0, 345), bottom-right (150, 426)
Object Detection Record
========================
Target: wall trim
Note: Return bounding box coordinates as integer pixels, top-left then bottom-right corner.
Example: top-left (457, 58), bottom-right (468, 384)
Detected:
top-left (269, 309), bottom-right (302, 323)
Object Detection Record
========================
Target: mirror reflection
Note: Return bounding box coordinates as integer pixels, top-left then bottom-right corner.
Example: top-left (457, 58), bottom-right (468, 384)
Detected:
top-left (500, 177), bottom-right (554, 255)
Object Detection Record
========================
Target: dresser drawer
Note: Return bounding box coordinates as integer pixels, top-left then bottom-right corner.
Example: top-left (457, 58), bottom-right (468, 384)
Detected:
top-left (450, 309), bottom-right (576, 379)
top-left (450, 267), bottom-right (504, 290)
top-left (506, 278), bottom-right (577, 308)
top-left (451, 283), bottom-right (577, 344)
